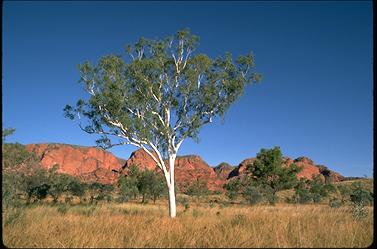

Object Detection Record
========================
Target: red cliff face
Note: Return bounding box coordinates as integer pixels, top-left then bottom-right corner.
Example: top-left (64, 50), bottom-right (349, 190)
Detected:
top-left (213, 163), bottom-right (236, 180)
top-left (123, 149), bottom-right (224, 191)
top-left (24, 143), bottom-right (344, 188)
top-left (25, 144), bottom-right (122, 184)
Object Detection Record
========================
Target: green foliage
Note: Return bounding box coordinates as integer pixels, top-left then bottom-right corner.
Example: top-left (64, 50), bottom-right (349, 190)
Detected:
top-left (2, 173), bottom-right (24, 208)
top-left (57, 204), bottom-right (69, 214)
top-left (246, 147), bottom-right (302, 200)
top-left (185, 178), bottom-right (210, 200)
top-left (291, 174), bottom-right (336, 204)
top-left (2, 127), bottom-right (16, 141)
top-left (295, 187), bottom-right (312, 204)
top-left (179, 197), bottom-right (190, 211)
top-left (2, 143), bottom-right (39, 170)
top-left (350, 182), bottom-right (373, 206)
top-left (117, 165), bottom-right (165, 203)
top-left (87, 182), bottom-right (114, 203)
top-left (243, 185), bottom-right (263, 205)
top-left (337, 185), bottom-right (352, 203)
top-left (137, 170), bottom-right (166, 203)
top-left (118, 165), bottom-right (140, 201)
top-left (224, 178), bottom-right (241, 201)
top-left (64, 28), bottom-right (260, 166)
top-left (67, 179), bottom-right (85, 200)
top-left (308, 175), bottom-right (335, 203)
top-left (329, 198), bottom-right (342, 208)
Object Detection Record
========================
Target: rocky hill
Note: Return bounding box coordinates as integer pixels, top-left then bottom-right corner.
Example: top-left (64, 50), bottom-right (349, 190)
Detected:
top-left (25, 143), bottom-right (344, 189)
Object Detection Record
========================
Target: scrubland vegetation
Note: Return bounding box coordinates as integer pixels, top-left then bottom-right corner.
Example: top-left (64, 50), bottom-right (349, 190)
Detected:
top-left (2, 130), bottom-right (374, 248)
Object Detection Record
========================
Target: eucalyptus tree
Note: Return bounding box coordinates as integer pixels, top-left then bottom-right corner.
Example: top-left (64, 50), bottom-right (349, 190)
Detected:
top-left (64, 29), bottom-right (261, 218)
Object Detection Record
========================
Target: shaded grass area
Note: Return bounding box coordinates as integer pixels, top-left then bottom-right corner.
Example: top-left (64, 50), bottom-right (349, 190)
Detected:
top-left (2, 202), bottom-right (373, 248)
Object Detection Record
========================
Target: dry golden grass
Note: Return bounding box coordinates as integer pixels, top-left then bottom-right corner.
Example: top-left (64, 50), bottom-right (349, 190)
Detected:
top-left (2, 202), bottom-right (373, 248)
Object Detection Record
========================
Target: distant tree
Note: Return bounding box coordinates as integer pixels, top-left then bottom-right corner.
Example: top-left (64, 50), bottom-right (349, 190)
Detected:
top-left (350, 182), bottom-right (373, 206)
top-left (186, 178), bottom-right (210, 201)
top-left (223, 178), bottom-right (242, 201)
top-left (148, 172), bottom-right (166, 203)
top-left (64, 29), bottom-right (261, 218)
top-left (87, 182), bottom-right (114, 203)
top-left (2, 173), bottom-right (24, 208)
top-left (2, 142), bottom-right (39, 171)
top-left (246, 146), bottom-right (302, 204)
top-left (137, 170), bottom-right (166, 203)
top-left (243, 184), bottom-right (263, 205)
top-left (67, 179), bottom-right (86, 203)
top-left (337, 184), bottom-right (351, 203)
top-left (22, 168), bottom-right (51, 203)
top-left (118, 164), bottom-right (140, 202)
top-left (350, 182), bottom-right (373, 219)
top-left (2, 127), bottom-right (16, 141)
top-left (308, 175), bottom-right (335, 203)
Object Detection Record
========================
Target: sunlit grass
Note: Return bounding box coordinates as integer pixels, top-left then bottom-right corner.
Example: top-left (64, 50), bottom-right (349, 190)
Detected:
top-left (2, 201), bottom-right (373, 248)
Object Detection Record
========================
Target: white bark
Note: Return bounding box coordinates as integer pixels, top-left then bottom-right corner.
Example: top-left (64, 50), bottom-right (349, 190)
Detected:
top-left (167, 154), bottom-right (177, 218)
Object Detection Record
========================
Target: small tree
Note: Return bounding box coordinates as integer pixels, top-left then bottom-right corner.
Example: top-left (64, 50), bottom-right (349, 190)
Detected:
top-left (337, 185), bottom-right (351, 203)
top-left (308, 175), bottom-right (335, 203)
top-left (64, 29), bottom-right (261, 218)
top-left (243, 184), bottom-right (263, 205)
top-left (118, 164), bottom-right (140, 201)
top-left (148, 172), bottom-right (166, 203)
top-left (186, 178), bottom-right (210, 201)
top-left (223, 178), bottom-right (242, 201)
top-left (2, 127), bottom-right (16, 142)
top-left (137, 170), bottom-right (166, 203)
top-left (67, 179), bottom-right (86, 203)
top-left (246, 146), bottom-right (302, 203)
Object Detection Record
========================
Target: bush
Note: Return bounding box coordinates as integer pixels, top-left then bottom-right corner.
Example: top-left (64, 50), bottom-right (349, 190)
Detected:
top-left (186, 178), bottom-right (210, 200)
top-left (352, 203), bottom-right (368, 220)
top-left (180, 198), bottom-right (190, 211)
top-left (329, 198), bottom-right (342, 208)
top-left (243, 185), bottom-right (262, 205)
top-left (3, 208), bottom-right (25, 226)
top-left (295, 188), bottom-right (312, 204)
top-left (57, 205), bottom-right (69, 214)
top-left (224, 179), bottom-right (241, 201)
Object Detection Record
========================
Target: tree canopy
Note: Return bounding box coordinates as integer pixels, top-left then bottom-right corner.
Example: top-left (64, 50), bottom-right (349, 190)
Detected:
top-left (64, 29), bottom-right (261, 217)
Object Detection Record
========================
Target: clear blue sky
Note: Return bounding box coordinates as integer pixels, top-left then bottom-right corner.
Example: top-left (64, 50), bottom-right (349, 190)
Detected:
top-left (3, 1), bottom-right (373, 177)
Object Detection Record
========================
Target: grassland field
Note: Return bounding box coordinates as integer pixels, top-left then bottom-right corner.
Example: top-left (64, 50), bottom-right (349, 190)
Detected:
top-left (2, 197), bottom-right (373, 248)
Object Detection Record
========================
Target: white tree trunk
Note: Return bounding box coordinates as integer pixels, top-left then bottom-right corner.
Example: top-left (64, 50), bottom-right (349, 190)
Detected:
top-left (168, 183), bottom-right (176, 218)
top-left (167, 154), bottom-right (177, 218)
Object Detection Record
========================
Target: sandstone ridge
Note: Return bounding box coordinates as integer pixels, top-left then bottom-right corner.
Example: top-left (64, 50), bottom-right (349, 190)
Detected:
top-left (25, 143), bottom-right (344, 188)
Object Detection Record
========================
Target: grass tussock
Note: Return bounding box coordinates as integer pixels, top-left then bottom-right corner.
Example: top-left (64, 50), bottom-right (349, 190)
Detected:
top-left (2, 202), bottom-right (373, 248)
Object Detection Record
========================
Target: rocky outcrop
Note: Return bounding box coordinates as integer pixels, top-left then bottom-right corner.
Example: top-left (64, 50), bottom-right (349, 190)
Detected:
top-left (213, 163), bottom-right (236, 180)
top-left (25, 143), bottom-right (122, 184)
top-left (227, 156), bottom-right (344, 183)
top-left (24, 143), bottom-right (344, 188)
top-left (122, 149), bottom-right (224, 191)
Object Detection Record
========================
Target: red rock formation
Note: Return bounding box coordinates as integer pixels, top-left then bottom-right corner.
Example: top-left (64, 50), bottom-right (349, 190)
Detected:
top-left (25, 144), bottom-right (122, 184)
top-left (24, 143), bottom-right (344, 189)
top-left (122, 149), bottom-right (224, 191)
top-left (175, 155), bottom-right (222, 191)
top-left (213, 163), bottom-right (236, 180)
top-left (293, 157), bottom-right (322, 180)
top-left (227, 155), bottom-right (343, 183)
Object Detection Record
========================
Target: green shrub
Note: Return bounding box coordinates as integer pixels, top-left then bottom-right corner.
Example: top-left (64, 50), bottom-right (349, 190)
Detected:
top-left (57, 205), bottom-right (69, 214)
top-left (329, 198), bottom-right (342, 208)
top-left (3, 208), bottom-right (25, 226)
top-left (243, 185), bottom-right (262, 205)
